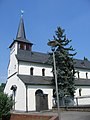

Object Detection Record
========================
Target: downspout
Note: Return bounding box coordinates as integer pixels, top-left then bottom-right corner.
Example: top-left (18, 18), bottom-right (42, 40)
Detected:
top-left (13, 91), bottom-right (16, 110)
top-left (17, 60), bottom-right (19, 74)
top-left (26, 85), bottom-right (28, 112)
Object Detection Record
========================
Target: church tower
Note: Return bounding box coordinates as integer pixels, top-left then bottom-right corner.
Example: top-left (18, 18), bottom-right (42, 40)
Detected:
top-left (8, 14), bottom-right (33, 78)
top-left (4, 13), bottom-right (53, 112)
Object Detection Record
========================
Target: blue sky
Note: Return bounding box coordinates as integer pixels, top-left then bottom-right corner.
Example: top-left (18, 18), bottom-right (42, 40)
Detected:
top-left (0, 0), bottom-right (90, 83)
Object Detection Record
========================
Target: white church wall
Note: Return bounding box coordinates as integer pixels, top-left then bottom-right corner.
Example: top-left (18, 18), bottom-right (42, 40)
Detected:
top-left (75, 72), bottom-right (78, 78)
top-left (8, 42), bottom-right (18, 77)
top-left (15, 79), bottom-right (26, 111)
top-left (27, 85), bottom-right (53, 111)
top-left (75, 68), bottom-right (90, 79)
top-left (79, 71), bottom-right (86, 79)
top-left (10, 42), bottom-right (18, 55)
top-left (19, 61), bottom-right (53, 77)
top-left (87, 72), bottom-right (90, 78)
top-left (4, 74), bottom-right (26, 111)
top-left (74, 86), bottom-right (90, 105)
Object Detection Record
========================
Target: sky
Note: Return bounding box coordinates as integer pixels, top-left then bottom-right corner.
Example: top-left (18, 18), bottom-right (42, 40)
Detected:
top-left (0, 0), bottom-right (90, 83)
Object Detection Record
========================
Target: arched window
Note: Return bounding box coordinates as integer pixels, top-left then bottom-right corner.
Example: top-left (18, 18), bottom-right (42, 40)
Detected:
top-left (30, 67), bottom-right (34, 75)
top-left (86, 72), bottom-right (88, 79)
top-left (42, 68), bottom-right (45, 76)
top-left (11, 85), bottom-right (17, 110)
top-left (35, 89), bottom-right (43, 95)
top-left (79, 88), bottom-right (82, 96)
top-left (77, 71), bottom-right (79, 78)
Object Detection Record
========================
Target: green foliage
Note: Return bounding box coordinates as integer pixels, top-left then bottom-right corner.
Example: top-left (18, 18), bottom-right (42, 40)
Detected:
top-left (0, 83), bottom-right (6, 93)
top-left (49, 27), bottom-right (76, 103)
top-left (0, 92), bottom-right (13, 120)
top-left (84, 56), bottom-right (88, 61)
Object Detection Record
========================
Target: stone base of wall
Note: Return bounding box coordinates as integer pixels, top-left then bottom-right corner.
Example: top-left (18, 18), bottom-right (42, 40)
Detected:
top-left (10, 113), bottom-right (58, 120)
top-left (52, 105), bottom-right (90, 112)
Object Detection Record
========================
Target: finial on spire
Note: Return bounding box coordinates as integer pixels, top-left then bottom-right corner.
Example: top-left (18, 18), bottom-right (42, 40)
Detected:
top-left (16, 10), bottom-right (26, 39)
top-left (21, 10), bottom-right (24, 17)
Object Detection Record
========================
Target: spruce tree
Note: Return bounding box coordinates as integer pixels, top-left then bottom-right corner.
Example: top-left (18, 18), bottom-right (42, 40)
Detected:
top-left (49, 27), bottom-right (76, 106)
top-left (0, 93), bottom-right (13, 120)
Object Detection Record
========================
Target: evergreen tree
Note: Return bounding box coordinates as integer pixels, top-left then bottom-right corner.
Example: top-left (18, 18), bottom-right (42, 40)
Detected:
top-left (0, 83), bottom-right (6, 92)
top-left (49, 27), bottom-right (76, 106)
top-left (0, 93), bottom-right (13, 120)
top-left (0, 83), bottom-right (13, 119)
top-left (84, 56), bottom-right (88, 61)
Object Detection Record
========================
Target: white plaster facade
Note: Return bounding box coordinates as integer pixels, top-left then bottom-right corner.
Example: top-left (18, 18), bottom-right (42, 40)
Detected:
top-left (4, 36), bottom-right (54, 111)
top-left (74, 86), bottom-right (90, 105)
top-left (27, 85), bottom-right (53, 111)
top-left (4, 74), bottom-right (26, 111)
top-left (74, 68), bottom-right (90, 105)
top-left (19, 61), bottom-right (53, 77)
top-left (75, 68), bottom-right (90, 79)
top-left (8, 42), bottom-right (18, 77)
top-left (4, 53), bottom-right (53, 111)
top-left (4, 76), bottom-right (53, 111)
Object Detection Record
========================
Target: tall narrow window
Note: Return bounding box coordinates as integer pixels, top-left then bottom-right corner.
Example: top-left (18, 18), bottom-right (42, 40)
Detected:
top-left (42, 68), bottom-right (45, 76)
top-left (86, 72), bottom-right (88, 79)
top-left (77, 71), bottom-right (79, 78)
top-left (79, 88), bottom-right (82, 96)
top-left (30, 67), bottom-right (34, 75)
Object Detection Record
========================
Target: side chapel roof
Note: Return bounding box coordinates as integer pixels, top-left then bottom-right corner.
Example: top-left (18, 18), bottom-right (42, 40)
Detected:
top-left (17, 75), bottom-right (52, 85)
top-left (18, 74), bottom-right (90, 86)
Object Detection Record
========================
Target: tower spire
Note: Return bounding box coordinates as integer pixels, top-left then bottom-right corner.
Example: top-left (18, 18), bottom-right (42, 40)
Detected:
top-left (16, 11), bottom-right (26, 39)
top-left (9, 12), bottom-right (33, 49)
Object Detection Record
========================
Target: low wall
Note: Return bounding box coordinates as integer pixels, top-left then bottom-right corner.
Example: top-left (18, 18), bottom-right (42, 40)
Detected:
top-left (53, 105), bottom-right (90, 112)
top-left (10, 113), bottom-right (58, 120)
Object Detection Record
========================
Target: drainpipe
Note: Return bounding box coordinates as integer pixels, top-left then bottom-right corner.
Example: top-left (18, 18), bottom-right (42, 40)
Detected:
top-left (26, 85), bottom-right (28, 112)
top-left (76, 97), bottom-right (78, 106)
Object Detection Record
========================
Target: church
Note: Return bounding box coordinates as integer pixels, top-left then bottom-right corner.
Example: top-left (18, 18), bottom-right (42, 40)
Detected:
top-left (4, 15), bottom-right (90, 112)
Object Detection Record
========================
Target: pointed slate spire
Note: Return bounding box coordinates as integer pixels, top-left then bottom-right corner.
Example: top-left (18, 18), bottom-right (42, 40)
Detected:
top-left (9, 12), bottom-right (33, 48)
top-left (16, 13), bottom-right (26, 39)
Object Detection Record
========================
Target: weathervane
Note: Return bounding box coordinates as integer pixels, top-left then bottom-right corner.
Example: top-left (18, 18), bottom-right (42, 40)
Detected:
top-left (21, 10), bottom-right (24, 17)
